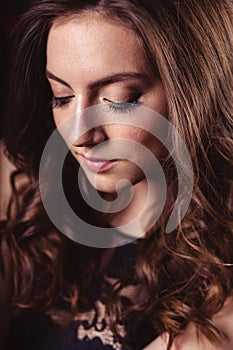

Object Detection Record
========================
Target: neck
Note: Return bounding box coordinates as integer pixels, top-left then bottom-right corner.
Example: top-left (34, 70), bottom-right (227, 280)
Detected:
top-left (99, 178), bottom-right (163, 238)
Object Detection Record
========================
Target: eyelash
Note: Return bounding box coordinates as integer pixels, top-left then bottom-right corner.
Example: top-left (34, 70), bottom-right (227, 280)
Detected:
top-left (50, 95), bottom-right (74, 108)
top-left (50, 94), bottom-right (141, 112)
top-left (103, 96), bottom-right (141, 114)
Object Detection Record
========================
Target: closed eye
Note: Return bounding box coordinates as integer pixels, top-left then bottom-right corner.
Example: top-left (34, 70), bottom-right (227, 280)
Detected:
top-left (103, 95), bottom-right (141, 114)
top-left (50, 95), bottom-right (75, 108)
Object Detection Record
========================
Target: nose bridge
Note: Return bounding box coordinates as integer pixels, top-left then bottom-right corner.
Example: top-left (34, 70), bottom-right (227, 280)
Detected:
top-left (75, 92), bottom-right (89, 114)
top-left (74, 92), bottom-right (94, 133)
top-left (72, 93), bottom-right (105, 146)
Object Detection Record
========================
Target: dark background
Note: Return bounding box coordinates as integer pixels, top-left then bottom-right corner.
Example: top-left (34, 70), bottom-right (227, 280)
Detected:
top-left (0, 0), bottom-right (33, 137)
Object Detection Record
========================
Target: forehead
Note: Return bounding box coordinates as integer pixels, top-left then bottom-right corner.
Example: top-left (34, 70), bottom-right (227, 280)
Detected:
top-left (46, 15), bottom-right (148, 85)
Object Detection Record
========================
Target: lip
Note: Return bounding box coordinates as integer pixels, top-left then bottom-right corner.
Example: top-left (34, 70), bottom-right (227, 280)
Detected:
top-left (79, 155), bottom-right (118, 173)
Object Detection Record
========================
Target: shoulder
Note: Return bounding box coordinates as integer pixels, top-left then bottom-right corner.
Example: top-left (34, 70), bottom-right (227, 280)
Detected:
top-left (143, 296), bottom-right (233, 350)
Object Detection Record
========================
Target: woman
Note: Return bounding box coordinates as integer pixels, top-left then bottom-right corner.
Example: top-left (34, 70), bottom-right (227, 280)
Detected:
top-left (1, 0), bottom-right (233, 349)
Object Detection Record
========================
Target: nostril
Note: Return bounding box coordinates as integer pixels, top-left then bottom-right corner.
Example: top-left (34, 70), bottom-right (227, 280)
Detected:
top-left (73, 128), bottom-right (106, 147)
top-left (93, 128), bottom-right (107, 143)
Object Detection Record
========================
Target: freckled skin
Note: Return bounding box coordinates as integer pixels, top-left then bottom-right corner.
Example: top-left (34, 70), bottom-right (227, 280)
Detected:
top-left (46, 16), bottom-right (167, 195)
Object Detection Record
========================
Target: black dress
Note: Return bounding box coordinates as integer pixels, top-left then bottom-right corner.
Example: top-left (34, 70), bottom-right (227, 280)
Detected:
top-left (6, 242), bottom-right (158, 350)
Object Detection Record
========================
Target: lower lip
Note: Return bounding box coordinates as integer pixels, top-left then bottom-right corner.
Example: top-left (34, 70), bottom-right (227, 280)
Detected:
top-left (81, 157), bottom-right (118, 173)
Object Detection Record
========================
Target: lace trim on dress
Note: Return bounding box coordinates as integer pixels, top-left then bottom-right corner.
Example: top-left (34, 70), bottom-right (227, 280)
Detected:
top-left (74, 300), bottom-right (125, 350)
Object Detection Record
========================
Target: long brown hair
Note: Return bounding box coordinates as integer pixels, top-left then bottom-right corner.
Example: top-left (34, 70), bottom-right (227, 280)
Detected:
top-left (1, 0), bottom-right (233, 349)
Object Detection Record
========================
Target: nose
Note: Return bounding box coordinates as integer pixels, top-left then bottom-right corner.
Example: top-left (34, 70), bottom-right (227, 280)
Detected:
top-left (73, 94), bottom-right (106, 147)
top-left (74, 127), bottom-right (106, 147)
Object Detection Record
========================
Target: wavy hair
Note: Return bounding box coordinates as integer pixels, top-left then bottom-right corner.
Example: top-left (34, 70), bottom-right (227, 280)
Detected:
top-left (1, 0), bottom-right (233, 349)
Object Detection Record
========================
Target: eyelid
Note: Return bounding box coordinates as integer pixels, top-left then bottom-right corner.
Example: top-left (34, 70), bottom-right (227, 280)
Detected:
top-left (50, 95), bottom-right (75, 108)
top-left (102, 96), bottom-right (141, 115)
top-left (102, 92), bottom-right (142, 105)
top-left (103, 98), bottom-right (139, 107)
top-left (53, 95), bottom-right (75, 99)
top-left (48, 79), bottom-right (74, 98)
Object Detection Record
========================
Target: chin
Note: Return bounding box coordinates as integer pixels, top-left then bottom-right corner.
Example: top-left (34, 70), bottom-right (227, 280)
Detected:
top-left (87, 176), bottom-right (121, 194)
top-left (86, 172), bottom-right (145, 196)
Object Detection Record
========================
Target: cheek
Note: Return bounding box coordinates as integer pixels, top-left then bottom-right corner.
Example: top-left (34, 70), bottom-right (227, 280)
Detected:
top-left (107, 125), bottom-right (165, 158)
top-left (53, 111), bottom-right (68, 128)
top-left (106, 125), bottom-right (153, 145)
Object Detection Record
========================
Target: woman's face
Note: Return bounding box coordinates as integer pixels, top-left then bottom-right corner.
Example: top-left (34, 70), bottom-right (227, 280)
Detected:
top-left (46, 15), bottom-right (167, 194)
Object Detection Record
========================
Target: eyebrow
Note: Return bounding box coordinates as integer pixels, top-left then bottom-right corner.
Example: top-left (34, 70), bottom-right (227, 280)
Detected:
top-left (46, 70), bottom-right (148, 90)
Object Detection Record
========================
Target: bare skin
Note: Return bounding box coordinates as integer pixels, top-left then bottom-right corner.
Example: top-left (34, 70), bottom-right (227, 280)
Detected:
top-left (144, 296), bottom-right (233, 349)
